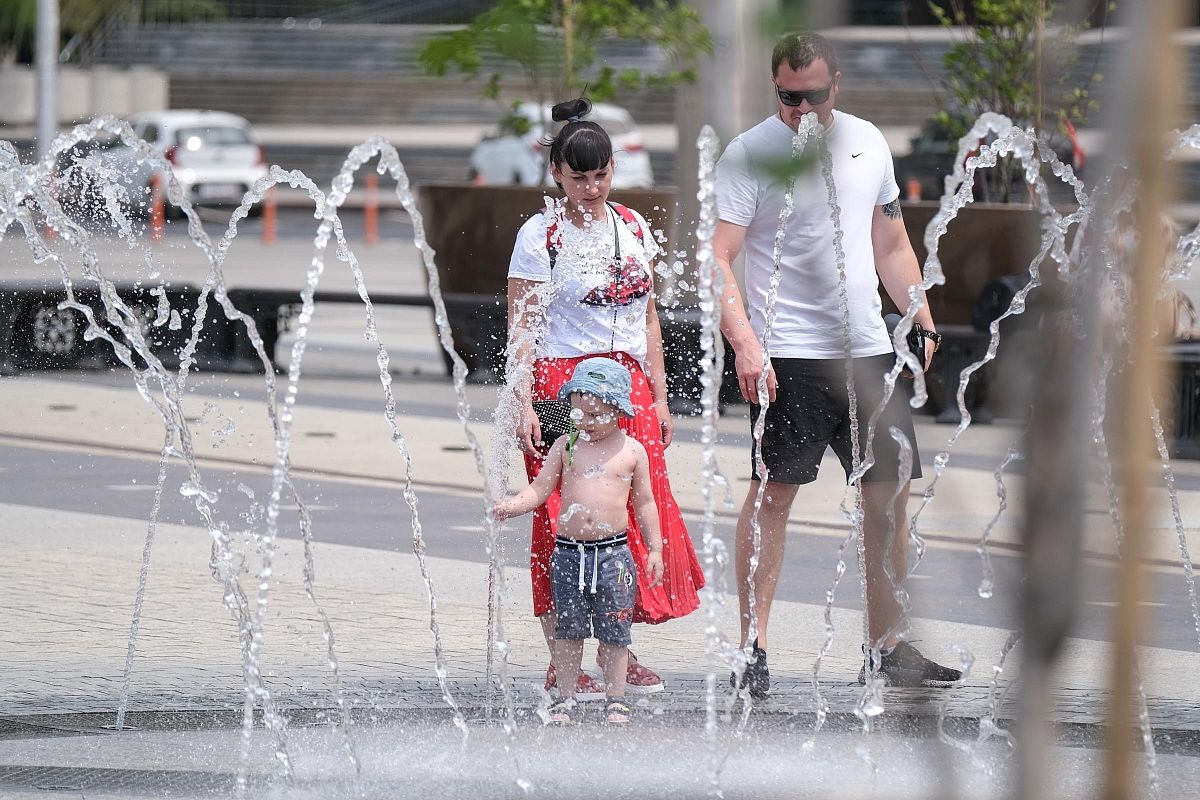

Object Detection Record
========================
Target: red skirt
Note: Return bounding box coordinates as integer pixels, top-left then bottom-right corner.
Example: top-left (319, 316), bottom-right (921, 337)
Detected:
top-left (524, 352), bottom-right (705, 623)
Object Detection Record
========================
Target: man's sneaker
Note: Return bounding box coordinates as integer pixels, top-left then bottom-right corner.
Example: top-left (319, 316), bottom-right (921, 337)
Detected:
top-left (729, 639), bottom-right (769, 699)
top-left (547, 697), bottom-right (579, 726)
top-left (545, 664), bottom-right (606, 701)
top-left (857, 641), bottom-right (962, 688)
top-left (623, 652), bottom-right (665, 694)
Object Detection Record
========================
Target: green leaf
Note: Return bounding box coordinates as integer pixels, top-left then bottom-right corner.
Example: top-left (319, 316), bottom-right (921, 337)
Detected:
top-left (927, 0), bottom-right (1111, 142)
top-left (748, 148), bottom-right (820, 187)
top-left (418, 0), bottom-right (712, 106)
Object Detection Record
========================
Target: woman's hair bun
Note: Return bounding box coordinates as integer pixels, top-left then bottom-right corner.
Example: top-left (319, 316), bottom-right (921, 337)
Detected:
top-left (551, 97), bottom-right (592, 123)
top-left (544, 95), bottom-right (611, 175)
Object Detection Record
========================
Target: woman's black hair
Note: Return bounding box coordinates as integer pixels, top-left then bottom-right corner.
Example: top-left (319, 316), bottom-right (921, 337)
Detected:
top-left (544, 97), bottom-right (612, 176)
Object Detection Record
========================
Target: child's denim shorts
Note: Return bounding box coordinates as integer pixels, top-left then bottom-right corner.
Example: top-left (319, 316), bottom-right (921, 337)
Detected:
top-left (550, 533), bottom-right (637, 646)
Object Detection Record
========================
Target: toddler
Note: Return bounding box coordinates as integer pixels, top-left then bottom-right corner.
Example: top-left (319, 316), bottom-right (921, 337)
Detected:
top-left (494, 357), bottom-right (664, 724)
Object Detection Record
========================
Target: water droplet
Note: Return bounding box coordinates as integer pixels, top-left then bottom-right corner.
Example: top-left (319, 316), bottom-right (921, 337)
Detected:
top-left (180, 481), bottom-right (217, 503)
top-left (153, 290), bottom-right (170, 327)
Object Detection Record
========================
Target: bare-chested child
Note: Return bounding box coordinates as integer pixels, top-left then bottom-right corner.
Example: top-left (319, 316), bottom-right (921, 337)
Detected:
top-left (493, 357), bottom-right (664, 725)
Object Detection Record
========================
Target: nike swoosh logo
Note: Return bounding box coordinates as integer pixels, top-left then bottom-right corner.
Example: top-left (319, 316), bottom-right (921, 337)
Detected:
top-left (851, 152), bottom-right (863, 158)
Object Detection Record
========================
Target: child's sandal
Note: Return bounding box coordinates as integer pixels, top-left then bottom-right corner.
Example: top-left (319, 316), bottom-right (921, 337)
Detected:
top-left (547, 698), bottom-right (579, 726)
top-left (604, 699), bottom-right (632, 725)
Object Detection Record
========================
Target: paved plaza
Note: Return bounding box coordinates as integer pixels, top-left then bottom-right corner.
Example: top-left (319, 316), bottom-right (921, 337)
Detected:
top-left (3, 221), bottom-right (1200, 797)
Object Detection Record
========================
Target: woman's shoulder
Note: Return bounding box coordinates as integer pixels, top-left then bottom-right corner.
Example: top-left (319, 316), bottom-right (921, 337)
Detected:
top-left (609, 203), bottom-right (653, 244)
top-left (509, 211), bottom-right (553, 280)
top-left (515, 211), bottom-right (551, 242)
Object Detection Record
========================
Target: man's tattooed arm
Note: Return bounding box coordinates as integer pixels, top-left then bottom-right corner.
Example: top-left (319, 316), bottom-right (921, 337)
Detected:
top-left (881, 199), bottom-right (902, 220)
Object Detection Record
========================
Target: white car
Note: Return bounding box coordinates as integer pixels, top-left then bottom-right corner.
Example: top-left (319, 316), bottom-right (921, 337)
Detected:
top-left (92, 110), bottom-right (269, 215)
top-left (470, 102), bottom-right (655, 190)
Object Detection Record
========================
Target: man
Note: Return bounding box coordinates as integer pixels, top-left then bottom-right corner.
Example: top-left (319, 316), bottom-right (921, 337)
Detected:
top-left (713, 32), bottom-right (962, 696)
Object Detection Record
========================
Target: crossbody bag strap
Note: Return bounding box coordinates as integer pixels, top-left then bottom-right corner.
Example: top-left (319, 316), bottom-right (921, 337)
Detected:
top-left (544, 212), bottom-right (559, 271)
top-left (606, 201), bottom-right (646, 249)
top-left (609, 204), bottom-right (621, 261)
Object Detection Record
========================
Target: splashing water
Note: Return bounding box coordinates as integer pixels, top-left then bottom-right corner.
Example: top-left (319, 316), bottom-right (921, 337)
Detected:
top-left (822, 122), bottom-right (1091, 761)
top-left (855, 426), bottom-right (917, 730)
top-left (319, 142), bottom-right (478, 749)
top-left (1, 119), bottom-right (516, 790)
top-left (692, 124), bottom-right (742, 794)
top-left (743, 112), bottom-right (822, 698)
top-left (8, 117), bottom-right (303, 790)
top-left (808, 120), bottom-right (877, 748)
top-left (820, 131), bottom-right (873, 740)
top-left (857, 115), bottom-right (1088, 524)
top-left (976, 434), bottom-right (1024, 599)
top-left (1091, 352), bottom-right (1161, 793)
top-left (1148, 400), bottom-right (1200, 649)
top-left (114, 432), bottom-right (172, 732)
top-left (5, 100), bottom-right (1200, 798)
top-left (483, 223), bottom-right (550, 721)
top-left (936, 644), bottom-right (977, 757)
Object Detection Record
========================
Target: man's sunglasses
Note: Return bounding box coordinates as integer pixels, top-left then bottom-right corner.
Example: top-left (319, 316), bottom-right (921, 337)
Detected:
top-left (775, 80), bottom-right (834, 107)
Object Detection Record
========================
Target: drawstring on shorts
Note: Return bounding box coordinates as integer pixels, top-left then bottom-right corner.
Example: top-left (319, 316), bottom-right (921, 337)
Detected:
top-left (556, 532), bottom-right (628, 595)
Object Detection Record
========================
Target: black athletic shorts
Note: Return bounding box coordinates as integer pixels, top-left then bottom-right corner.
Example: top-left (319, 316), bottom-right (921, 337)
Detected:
top-left (748, 353), bottom-right (923, 485)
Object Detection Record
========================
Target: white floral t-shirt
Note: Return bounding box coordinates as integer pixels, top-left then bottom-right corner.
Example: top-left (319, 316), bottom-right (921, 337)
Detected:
top-left (508, 203), bottom-right (658, 364)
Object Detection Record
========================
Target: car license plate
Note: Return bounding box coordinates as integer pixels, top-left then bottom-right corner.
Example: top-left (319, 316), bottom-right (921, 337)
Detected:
top-left (198, 183), bottom-right (239, 199)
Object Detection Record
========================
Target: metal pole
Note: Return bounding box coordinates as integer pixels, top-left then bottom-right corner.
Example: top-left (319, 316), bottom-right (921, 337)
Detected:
top-left (674, 0), bottom-right (779, 297)
top-left (35, 0), bottom-right (59, 161)
top-left (562, 0), bottom-right (574, 92)
top-left (1103, 2), bottom-right (1185, 798)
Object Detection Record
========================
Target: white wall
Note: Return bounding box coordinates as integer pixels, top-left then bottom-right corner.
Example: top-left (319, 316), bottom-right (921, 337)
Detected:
top-left (0, 66), bottom-right (169, 126)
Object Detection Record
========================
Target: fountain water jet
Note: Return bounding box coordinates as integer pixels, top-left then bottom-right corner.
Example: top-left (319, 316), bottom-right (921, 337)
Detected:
top-left (738, 112), bottom-right (821, 710)
top-left (2, 70), bottom-right (1199, 795)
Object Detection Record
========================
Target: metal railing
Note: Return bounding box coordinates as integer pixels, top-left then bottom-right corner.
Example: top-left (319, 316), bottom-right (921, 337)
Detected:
top-left (133, 1), bottom-right (493, 25)
top-left (63, 0), bottom-right (498, 64)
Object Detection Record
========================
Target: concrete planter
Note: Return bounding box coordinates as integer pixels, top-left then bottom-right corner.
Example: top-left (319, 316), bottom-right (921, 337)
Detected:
top-left (899, 201), bottom-right (1053, 326)
top-left (892, 201), bottom-right (1057, 420)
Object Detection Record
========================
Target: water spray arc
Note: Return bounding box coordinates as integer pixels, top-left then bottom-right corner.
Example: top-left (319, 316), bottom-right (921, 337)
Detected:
top-left (2, 24), bottom-right (1199, 786)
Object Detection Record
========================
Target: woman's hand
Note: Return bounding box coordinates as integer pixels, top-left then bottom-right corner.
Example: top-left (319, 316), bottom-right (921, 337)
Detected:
top-left (654, 399), bottom-right (674, 448)
top-left (646, 550), bottom-right (665, 588)
top-left (517, 402), bottom-right (543, 454)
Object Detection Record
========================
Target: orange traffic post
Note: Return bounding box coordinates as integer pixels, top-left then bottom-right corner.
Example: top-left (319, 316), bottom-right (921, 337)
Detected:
top-left (262, 187), bottom-right (277, 246)
top-left (150, 174), bottom-right (165, 241)
top-left (905, 177), bottom-right (922, 202)
top-left (364, 172), bottom-right (379, 245)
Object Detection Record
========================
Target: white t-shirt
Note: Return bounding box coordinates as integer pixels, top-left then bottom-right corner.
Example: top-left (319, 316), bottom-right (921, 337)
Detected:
top-left (715, 110), bottom-right (900, 359)
top-left (508, 203), bottom-right (658, 363)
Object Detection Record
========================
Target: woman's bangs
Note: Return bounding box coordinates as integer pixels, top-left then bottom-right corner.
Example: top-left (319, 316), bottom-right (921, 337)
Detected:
top-left (562, 128), bottom-right (613, 173)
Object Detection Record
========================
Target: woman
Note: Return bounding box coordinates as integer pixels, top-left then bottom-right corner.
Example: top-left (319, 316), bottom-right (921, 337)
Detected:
top-left (506, 97), bottom-right (704, 699)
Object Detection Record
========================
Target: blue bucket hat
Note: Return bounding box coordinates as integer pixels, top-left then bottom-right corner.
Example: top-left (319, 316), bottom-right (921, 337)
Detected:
top-left (558, 357), bottom-right (635, 418)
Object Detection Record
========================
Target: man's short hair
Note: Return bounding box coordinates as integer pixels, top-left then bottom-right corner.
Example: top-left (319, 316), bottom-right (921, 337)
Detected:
top-left (771, 32), bottom-right (839, 77)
